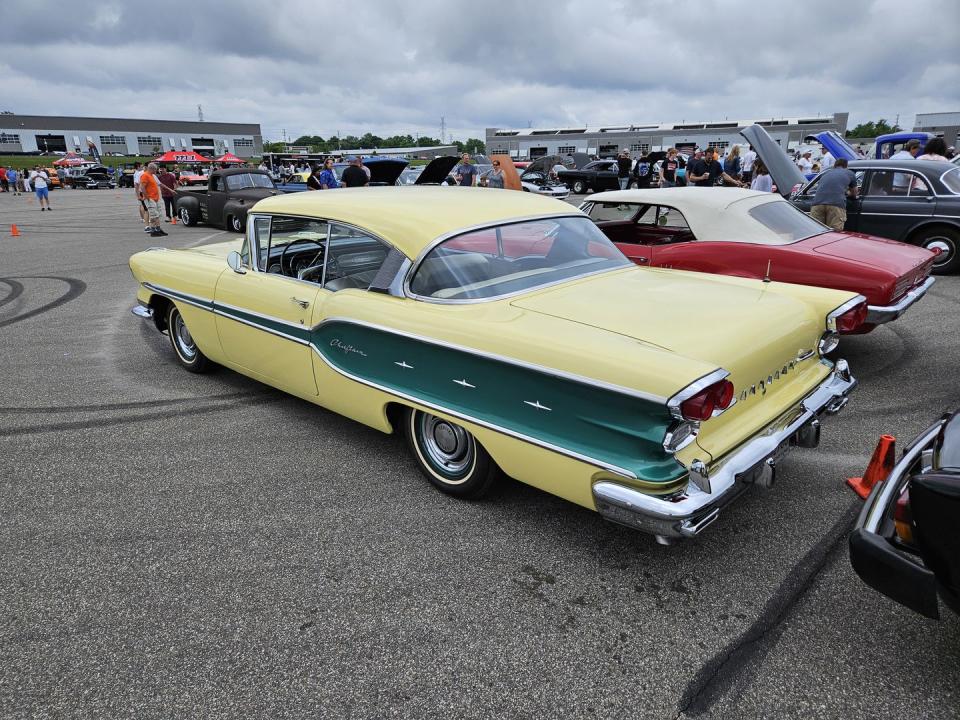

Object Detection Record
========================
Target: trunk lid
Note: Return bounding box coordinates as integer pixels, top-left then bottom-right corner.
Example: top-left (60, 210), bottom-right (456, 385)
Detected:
top-left (741, 124), bottom-right (807, 197)
top-left (415, 156), bottom-right (460, 185)
top-left (510, 267), bottom-right (845, 461)
top-left (809, 232), bottom-right (935, 274)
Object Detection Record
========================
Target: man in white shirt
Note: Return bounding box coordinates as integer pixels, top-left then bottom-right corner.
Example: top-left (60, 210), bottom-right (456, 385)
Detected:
top-left (31, 168), bottom-right (51, 210)
top-left (820, 148), bottom-right (835, 170)
top-left (796, 151), bottom-right (813, 175)
top-left (741, 145), bottom-right (757, 183)
top-left (890, 139), bottom-right (921, 193)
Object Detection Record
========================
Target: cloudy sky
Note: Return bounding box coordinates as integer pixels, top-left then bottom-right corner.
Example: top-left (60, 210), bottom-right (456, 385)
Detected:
top-left (3, 0), bottom-right (958, 142)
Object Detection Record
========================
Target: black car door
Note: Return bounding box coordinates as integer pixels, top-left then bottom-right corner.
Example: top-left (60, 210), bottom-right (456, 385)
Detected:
top-left (206, 174), bottom-right (227, 225)
top-left (792, 170), bottom-right (866, 231)
top-left (857, 169), bottom-right (935, 241)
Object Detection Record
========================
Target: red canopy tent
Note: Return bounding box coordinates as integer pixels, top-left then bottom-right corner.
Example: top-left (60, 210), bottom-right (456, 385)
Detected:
top-left (212, 152), bottom-right (244, 164)
top-left (53, 153), bottom-right (90, 167)
top-left (153, 150), bottom-right (213, 164)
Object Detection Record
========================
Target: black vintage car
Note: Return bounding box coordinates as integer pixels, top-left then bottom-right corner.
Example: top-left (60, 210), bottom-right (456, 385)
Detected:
top-left (176, 168), bottom-right (278, 233)
top-left (557, 159), bottom-right (621, 194)
top-left (744, 124), bottom-right (960, 274)
top-left (72, 166), bottom-right (116, 189)
top-left (850, 411), bottom-right (960, 619)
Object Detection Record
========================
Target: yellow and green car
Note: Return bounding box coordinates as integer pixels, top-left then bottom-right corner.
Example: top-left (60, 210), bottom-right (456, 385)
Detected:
top-left (129, 187), bottom-right (862, 543)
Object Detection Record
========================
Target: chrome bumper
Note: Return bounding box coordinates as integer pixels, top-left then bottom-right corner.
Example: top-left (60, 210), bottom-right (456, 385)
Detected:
top-left (866, 276), bottom-right (934, 325)
top-left (131, 304), bottom-right (153, 319)
top-left (593, 359), bottom-right (857, 541)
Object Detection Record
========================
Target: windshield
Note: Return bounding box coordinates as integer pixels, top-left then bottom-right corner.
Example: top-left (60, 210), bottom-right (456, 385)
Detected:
top-left (225, 173), bottom-right (274, 191)
top-left (941, 168), bottom-right (960, 194)
top-left (409, 216), bottom-right (629, 301)
top-left (747, 200), bottom-right (828, 243)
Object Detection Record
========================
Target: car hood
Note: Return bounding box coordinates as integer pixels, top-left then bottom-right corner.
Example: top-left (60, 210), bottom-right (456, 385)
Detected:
top-left (415, 156), bottom-right (459, 185)
top-left (806, 231), bottom-right (935, 273)
top-left (365, 159), bottom-right (409, 185)
top-left (525, 154), bottom-right (564, 175)
top-left (741, 124), bottom-right (807, 198)
top-left (807, 131), bottom-right (860, 162)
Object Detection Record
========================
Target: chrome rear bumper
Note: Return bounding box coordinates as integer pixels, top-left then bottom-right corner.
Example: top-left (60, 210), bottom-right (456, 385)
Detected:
top-left (593, 360), bottom-right (857, 541)
top-left (866, 276), bottom-right (934, 324)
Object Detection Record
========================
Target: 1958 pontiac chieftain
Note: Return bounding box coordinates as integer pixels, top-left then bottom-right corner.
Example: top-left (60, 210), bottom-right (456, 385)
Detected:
top-left (129, 188), bottom-right (860, 543)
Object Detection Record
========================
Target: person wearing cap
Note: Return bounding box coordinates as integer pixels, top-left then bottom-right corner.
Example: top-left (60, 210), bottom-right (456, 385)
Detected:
top-left (341, 156), bottom-right (368, 188)
top-left (796, 151), bottom-right (813, 175)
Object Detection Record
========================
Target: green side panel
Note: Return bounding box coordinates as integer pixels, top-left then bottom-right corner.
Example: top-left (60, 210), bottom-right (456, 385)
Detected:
top-left (312, 320), bottom-right (685, 483)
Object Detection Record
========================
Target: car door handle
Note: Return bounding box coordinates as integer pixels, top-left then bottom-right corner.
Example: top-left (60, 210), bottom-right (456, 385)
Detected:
top-left (637, 257), bottom-right (650, 263)
top-left (290, 297), bottom-right (310, 309)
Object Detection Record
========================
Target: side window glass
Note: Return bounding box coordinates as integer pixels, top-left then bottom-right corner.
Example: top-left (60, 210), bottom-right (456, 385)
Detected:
top-left (658, 206), bottom-right (689, 229)
top-left (323, 223), bottom-right (391, 292)
top-left (800, 177), bottom-right (820, 197)
top-left (908, 175), bottom-right (931, 196)
top-left (589, 202), bottom-right (639, 222)
top-left (635, 205), bottom-right (659, 225)
top-left (865, 170), bottom-right (898, 196)
top-left (211, 176), bottom-right (222, 192)
top-left (252, 216), bottom-right (271, 269)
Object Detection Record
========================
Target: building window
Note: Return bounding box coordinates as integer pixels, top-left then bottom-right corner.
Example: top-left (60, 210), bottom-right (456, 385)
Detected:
top-left (233, 138), bottom-right (254, 147)
top-left (629, 143), bottom-right (650, 153)
top-left (707, 141), bottom-right (729, 151)
top-left (100, 135), bottom-right (126, 144)
top-left (557, 145), bottom-right (576, 154)
top-left (0, 133), bottom-right (20, 143)
top-left (137, 135), bottom-right (162, 145)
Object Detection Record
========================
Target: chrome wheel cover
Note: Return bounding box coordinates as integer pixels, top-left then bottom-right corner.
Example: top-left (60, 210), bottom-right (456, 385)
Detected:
top-left (179, 207), bottom-right (191, 225)
top-left (231, 216), bottom-right (242, 232)
top-left (926, 238), bottom-right (953, 266)
top-left (418, 413), bottom-right (474, 481)
top-left (172, 312), bottom-right (197, 360)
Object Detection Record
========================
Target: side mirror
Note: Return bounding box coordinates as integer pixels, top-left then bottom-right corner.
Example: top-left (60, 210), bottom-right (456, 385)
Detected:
top-left (227, 250), bottom-right (247, 274)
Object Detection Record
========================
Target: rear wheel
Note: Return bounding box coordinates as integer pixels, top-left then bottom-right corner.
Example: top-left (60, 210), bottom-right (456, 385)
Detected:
top-left (913, 227), bottom-right (960, 274)
top-left (166, 303), bottom-right (210, 373)
top-left (178, 204), bottom-right (198, 226)
top-left (572, 180), bottom-right (587, 194)
top-left (404, 408), bottom-right (499, 498)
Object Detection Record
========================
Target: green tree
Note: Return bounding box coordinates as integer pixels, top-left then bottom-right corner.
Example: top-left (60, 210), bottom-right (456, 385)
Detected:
top-left (416, 135), bottom-right (441, 147)
top-left (263, 141), bottom-right (286, 153)
top-left (846, 119), bottom-right (902, 138)
top-left (453, 138), bottom-right (486, 154)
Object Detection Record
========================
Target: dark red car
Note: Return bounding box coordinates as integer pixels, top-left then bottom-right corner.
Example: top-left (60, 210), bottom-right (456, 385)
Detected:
top-left (581, 187), bottom-right (935, 334)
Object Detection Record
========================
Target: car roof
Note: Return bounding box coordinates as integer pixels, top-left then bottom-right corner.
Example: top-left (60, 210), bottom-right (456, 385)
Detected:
top-left (586, 188), bottom-right (796, 243)
top-left (251, 186), bottom-right (581, 259)
top-left (848, 159), bottom-right (952, 171)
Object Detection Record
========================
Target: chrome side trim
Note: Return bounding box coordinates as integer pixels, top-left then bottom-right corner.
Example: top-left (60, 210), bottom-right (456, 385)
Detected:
top-left (215, 300), bottom-right (306, 330)
top-left (143, 282), bottom-right (213, 311)
top-left (310, 344), bottom-right (641, 479)
top-left (311, 316), bottom-right (668, 404)
top-left (211, 308), bottom-right (310, 345)
top-left (593, 360), bottom-right (857, 538)
top-left (866, 276), bottom-right (934, 324)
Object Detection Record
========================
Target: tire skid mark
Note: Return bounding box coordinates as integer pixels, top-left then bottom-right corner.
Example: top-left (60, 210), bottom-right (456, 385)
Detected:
top-left (0, 276), bottom-right (87, 329)
top-left (0, 390), bottom-right (265, 415)
top-left (0, 394), bottom-right (285, 438)
top-left (0, 279), bottom-right (25, 310)
top-left (676, 502), bottom-right (860, 717)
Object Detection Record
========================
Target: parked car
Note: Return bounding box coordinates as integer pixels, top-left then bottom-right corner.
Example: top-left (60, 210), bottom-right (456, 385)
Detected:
top-left (277, 156), bottom-right (458, 192)
top-left (129, 188), bottom-right (860, 543)
top-left (175, 168), bottom-right (278, 232)
top-left (517, 155), bottom-right (570, 198)
top-left (73, 166), bottom-right (116, 189)
top-left (40, 167), bottom-right (62, 189)
top-left (558, 159), bottom-right (620, 194)
top-left (581, 188), bottom-right (934, 334)
top-left (746, 124), bottom-right (960, 274)
top-left (849, 411), bottom-right (960, 619)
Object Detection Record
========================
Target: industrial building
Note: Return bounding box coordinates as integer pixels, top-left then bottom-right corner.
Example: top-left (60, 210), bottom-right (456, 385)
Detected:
top-left (913, 111), bottom-right (960, 148)
top-left (485, 112), bottom-right (849, 159)
top-left (0, 114), bottom-right (263, 157)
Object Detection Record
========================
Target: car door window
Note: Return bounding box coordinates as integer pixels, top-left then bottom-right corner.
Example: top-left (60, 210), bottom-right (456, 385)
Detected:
top-left (261, 215), bottom-right (329, 276)
top-left (908, 175), bottom-right (931, 196)
top-left (587, 202), bottom-right (640, 222)
top-left (211, 175), bottom-right (223, 192)
top-left (323, 223), bottom-right (392, 291)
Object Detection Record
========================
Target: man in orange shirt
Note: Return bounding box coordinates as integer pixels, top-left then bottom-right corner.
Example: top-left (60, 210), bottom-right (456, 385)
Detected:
top-left (139, 163), bottom-right (167, 237)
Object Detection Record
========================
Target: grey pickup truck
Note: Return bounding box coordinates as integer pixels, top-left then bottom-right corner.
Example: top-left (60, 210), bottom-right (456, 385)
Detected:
top-left (176, 167), bottom-right (278, 233)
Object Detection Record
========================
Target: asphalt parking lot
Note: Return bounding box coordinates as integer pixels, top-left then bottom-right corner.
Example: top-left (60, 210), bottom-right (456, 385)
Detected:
top-left (1, 187), bottom-right (958, 719)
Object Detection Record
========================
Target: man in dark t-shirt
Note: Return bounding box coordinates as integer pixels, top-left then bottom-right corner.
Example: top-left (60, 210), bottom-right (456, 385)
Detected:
top-left (659, 149), bottom-right (684, 187)
top-left (617, 151), bottom-right (632, 190)
top-left (688, 148), bottom-right (743, 187)
top-left (341, 156), bottom-right (368, 188)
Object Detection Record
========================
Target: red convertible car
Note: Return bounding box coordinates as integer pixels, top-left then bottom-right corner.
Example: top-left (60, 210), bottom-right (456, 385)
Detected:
top-left (581, 188), bottom-right (935, 334)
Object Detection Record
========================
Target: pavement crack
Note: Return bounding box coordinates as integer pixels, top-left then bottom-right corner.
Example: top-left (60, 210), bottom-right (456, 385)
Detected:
top-left (676, 501), bottom-right (861, 717)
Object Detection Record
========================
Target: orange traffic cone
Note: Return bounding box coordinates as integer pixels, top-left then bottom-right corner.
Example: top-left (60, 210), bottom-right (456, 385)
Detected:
top-left (10, 224), bottom-right (21, 237)
top-left (847, 434), bottom-right (896, 499)
top-left (170, 216), bottom-right (177, 225)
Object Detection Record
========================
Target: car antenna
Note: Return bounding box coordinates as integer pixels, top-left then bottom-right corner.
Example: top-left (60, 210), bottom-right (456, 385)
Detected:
top-left (763, 259), bottom-right (772, 283)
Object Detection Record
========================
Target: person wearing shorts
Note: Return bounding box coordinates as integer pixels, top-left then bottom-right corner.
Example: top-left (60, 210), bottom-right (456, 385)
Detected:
top-left (32, 168), bottom-right (51, 211)
top-left (139, 163), bottom-right (167, 237)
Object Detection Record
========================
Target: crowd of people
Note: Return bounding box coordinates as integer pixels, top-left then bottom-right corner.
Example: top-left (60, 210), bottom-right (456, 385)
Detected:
top-left (0, 165), bottom-right (54, 209)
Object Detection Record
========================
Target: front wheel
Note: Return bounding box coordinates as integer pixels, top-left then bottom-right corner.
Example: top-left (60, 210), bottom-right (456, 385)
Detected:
top-left (229, 214), bottom-right (245, 233)
top-left (166, 303), bottom-right (211, 373)
top-left (914, 227), bottom-right (960, 274)
top-left (405, 409), bottom-right (499, 498)
top-left (572, 180), bottom-right (587, 194)
top-left (178, 204), bottom-right (198, 226)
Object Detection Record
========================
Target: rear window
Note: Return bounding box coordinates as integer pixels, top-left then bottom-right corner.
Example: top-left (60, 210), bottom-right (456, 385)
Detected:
top-left (941, 168), bottom-right (960, 194)
top-left (747, 200), bottom-right (828, 243)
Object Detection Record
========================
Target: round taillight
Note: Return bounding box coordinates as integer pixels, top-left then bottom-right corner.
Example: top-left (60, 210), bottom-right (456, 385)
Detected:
top-left (714, 379), bottom-right (734, 410)
top-left (835, 302), bottom-right (868, 333)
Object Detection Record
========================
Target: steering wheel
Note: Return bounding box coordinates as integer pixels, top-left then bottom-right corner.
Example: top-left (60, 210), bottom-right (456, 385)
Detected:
top-left (279, 238), bottom-right (324, 277)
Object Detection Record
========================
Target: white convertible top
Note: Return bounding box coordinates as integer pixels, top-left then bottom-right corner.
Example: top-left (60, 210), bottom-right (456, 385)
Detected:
top-left (586, 188), bottom-right (816, 245)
